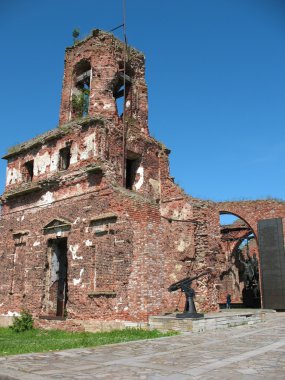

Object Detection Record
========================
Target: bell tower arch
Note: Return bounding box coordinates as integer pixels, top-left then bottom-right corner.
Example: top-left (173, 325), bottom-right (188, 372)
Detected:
top-left (59, 29), bottom-right (149, 135)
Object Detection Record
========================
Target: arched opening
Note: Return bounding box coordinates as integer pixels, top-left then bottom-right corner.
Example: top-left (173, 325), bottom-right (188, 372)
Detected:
top-left (71, 59), bottom-right (91, 119)
top-left (219, 212), bottom-right (261, 308)
top-left (112, 62), bottom-right (133, 118)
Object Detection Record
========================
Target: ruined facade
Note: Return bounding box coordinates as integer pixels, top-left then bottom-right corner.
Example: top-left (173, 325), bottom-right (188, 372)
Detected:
top-left (1, 30), bottom-right (285, 329)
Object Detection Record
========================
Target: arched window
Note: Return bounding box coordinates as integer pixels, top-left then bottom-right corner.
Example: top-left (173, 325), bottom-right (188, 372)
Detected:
top-left (113, 62), bottom-right (133, 117)
top-left (71, 60), bottom-right (91, 118)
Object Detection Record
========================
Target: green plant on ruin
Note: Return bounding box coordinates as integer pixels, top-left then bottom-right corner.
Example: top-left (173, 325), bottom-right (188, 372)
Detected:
top-left (72, 28), bottom-right (80, 45)
top-left (10, 309), bottom-right (34, 333)
top-left (125, 116), bottom-right (137, 127)
top-left (72, 89), bottom-right (90, 117)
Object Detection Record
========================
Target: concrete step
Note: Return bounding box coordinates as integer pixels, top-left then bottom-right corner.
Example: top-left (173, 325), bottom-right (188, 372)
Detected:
top-left (149, 310), bottom-right (269, 333)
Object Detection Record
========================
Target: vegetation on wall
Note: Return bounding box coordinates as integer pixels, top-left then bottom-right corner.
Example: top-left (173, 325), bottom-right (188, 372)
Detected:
top-left (72, 89), bottom-right (90, 117)
top-left (72, 28), bottom-right (80, 45)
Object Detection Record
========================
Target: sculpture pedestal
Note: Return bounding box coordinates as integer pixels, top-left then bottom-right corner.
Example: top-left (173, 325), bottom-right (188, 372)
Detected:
top-left (176, 312), bottom-right (204, 319)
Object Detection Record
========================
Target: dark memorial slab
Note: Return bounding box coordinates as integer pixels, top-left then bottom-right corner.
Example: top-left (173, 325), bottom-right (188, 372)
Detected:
top-left (258, 218), bottom-right (285, 310)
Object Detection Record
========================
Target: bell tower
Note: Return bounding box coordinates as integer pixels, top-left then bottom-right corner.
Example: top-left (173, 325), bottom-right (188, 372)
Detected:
top-left (59, 29), bottom-right (149, 135)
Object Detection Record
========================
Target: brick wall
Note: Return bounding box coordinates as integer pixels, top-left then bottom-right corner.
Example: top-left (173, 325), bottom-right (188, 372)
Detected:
top-left (1, 30), bottom-right (285, 329)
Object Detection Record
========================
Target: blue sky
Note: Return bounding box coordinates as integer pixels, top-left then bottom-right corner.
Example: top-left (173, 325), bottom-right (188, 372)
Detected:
top-left (0, 0), bottom-right (284, 201)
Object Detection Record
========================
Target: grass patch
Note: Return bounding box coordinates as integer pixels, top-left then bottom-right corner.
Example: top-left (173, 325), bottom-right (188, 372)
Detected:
top-left (0, 328), bottom-right (177, 356)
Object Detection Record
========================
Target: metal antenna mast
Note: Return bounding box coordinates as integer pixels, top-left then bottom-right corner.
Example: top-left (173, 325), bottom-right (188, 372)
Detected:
top-left (122, 0), bottom-right (127, 187)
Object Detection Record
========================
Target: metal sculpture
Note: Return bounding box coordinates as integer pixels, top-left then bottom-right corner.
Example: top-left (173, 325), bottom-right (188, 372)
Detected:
top-left (168, 270), bottom-right (211, 319)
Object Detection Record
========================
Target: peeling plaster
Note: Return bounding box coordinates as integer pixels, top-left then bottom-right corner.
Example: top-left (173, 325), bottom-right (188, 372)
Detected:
top-left (175, 264), bottom-right (182, 272)
top-left (6, 167), bottom-right (21, 185)
top-left (70, 142), bottom-right (79, 165)
top-left (1, 311), bottom-right (20, 317)
top-left (51, 248), bottom-right (60, 284)
top-left (50, 150), bottom-right (59, 172)
top-left (85, 240), bottom-right (93, 246)
top-left (69, 244), bottom-right (83, 260)
top-left (38, 191), bottom-right (54, 207)
top-left (149, 178), bottom-right (160, 197)
top-left (177, 237), bottom-right (192, 253)
top-left (73, 268), bottom-right (84, 285)
top-left (134, 166), bottom-right (144, 191)
top-left (34, 152), bottom-right (50, 176)
top-left (170, 204), bottom-right (193, 220)
top-left (80, 134), bottom-right (96, 160)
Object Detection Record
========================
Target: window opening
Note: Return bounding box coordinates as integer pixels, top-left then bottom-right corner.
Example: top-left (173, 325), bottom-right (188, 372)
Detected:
top-left (72, 60), bottom-right (91, 118)
top-left (113, 69), bottom-right (132, 118)
top-left (24, 160), bottom-right (34, 182)
top-left (59, 146), bottom-right (71, 170)
top-left (126, 155), bottom-right (140, 190)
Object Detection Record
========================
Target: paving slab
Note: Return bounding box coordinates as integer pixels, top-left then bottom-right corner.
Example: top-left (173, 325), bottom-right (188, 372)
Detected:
top-left (0, 312), bottom-right (285, 379)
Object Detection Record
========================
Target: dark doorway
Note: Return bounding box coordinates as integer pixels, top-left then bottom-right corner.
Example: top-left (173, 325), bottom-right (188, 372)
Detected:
top-left (125, 153), bottom-right (141, 190)
top-left (48, 238), bottom-right (68, 317)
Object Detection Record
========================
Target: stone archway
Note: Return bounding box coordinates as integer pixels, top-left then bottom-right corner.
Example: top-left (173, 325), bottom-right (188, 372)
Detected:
top-left (218, 211), bottom-right (260, 308)
top-left (215, 200), bottom-right (285, 309)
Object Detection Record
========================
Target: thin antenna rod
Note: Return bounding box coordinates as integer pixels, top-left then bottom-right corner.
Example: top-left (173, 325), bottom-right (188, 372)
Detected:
top-left (122, 0), bottom-right (127, 187)
top-left (109, 24), bottom-right (124, 33)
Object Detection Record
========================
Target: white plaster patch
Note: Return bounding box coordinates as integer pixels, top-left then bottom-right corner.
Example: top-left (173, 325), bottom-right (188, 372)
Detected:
top-left (73, 217), bottom-right (81, 225)
top-left (175, 264), bottom-right (182, 272)
top-left (149, 178), bottom-right (160, 196)
top-left (177, 237), bottom-right (192, 253)
top-left (51, 248), bottom-right (60, 284)
top-left (80, 134), bottom-right (96, 160)
top-left (6, 167), bottom-right (21, 185)
top-left (21, 215), bottom-right (25, 221)
top-left (70, 142), bottom-right (79, 165)
top-left (103, 103), bottom-right (112, 109)
top-left (73, 268), bottom-right (84, 286)
top-left (170, 273), bottom-right (178, 282)
top-left (170, 204), bottom-right (193, 220)
top-left (34, 151), bottom-right (50, 176)
top-left (38, 191), bottom-right (54, 207)
top-left (1, 311), bottom-right (20, 317)
top-left (50, 150), bottom-right (60, 172)
top-left (180, 203), bottom-right (193, 219)
top-left (85, 240), bottom-right (93, 247)
top-left (33, 241), bottom-right (41, 247)
top-left (134, 166), bottom-right (144, 191)
top-left (69, 244), bottom-right (83, 260)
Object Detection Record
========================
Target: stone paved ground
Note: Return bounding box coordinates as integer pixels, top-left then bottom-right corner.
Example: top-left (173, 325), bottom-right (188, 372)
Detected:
top-left (0, 312), bottom-right (285, 380)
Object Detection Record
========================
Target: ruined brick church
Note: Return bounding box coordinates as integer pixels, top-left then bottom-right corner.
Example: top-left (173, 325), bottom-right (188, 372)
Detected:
top-left (1, 30), bottom-right (285, 329)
